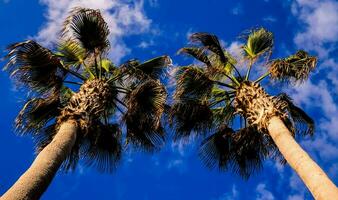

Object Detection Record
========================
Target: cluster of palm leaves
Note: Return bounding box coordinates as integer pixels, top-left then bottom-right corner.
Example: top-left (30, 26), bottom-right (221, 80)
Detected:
top-left (4, 7), bottom-right (171, 172)
top-left (4, 7), bottom-right (318, 180)
top-left (170, 28), bottom-right (316, 178)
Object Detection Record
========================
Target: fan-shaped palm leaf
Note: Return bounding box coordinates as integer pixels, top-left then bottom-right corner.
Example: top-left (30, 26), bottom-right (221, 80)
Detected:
top-left (199, 125), bottom-right (234, 170)
top-left (190, 32), bottom-right (227, 63)
top-left (82, 122), bottom-right (122, 172)
top-left (178, 47), bottom-right (212, 67)
top-left (243, 28), bottom-right (273, 60)
top-left (57, 40), bottom-right (86, 66)
top-left (170, 100), bottom-right (213, 140)
top-left (121, 56), bottom-right (171, 81)
top-left (5, 40), bottom-right (65, 93)
top-left (16, 91), bottom-right (61, 134)
top-left (269, 50), bottom-right (317, 83)
top-left (62, 7), bottom-right (110, 52)
top-left (175, 66), bottom-right (214, 100)
top-left (124, 79), bottom-right (167, 151)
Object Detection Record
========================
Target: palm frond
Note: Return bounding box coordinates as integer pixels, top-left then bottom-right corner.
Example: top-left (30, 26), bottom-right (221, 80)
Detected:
top-left (277, 93), bottom-right (315, 136)
top-left (211, 104), bottom-right (236, 126)
top-left (62, 7), bottom-right (110, 52)
top-left (231, 127), bottom-right (268, 179)
top-left (121, 56), bottom-right (171, 81)
top-left (207, 52), bottom-right (236, 77)
top-left (269, 50), bottom-right (317, 83)
top-left (4, 40), bottom-right (64, 93)
top-left (178, 47), bottom-right (212, 67)
top-left (124, 80), bottom-right (167, 151)
top-left (190, 32), bottom-right (227, 63)
top-left (57, 40), bottom-right (86, 65)
top-left (82, 122), bottom-right (122, 173)
top-left (242, 28), bottom-right (273, 60)
top-left (175, 66), bottom-right (214, 100)
top-left (170, 100), bottom-right (213, 140)
top-left (199, 125), bottom-right (234, 170)
top-left (16, 91), bottom-right (61, 135)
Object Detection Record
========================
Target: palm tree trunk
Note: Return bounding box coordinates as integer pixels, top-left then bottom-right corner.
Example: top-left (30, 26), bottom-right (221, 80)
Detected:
top-left (267, 116), bottom-right (338, 200)
top-left (1, 120), bottom-right (78, 200)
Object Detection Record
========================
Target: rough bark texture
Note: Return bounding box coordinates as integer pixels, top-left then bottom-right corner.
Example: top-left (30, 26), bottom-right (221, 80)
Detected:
top-left (234, 81), bottom-right (338, 199)
top-left (234, 81), bottom-right (286, 131)
top-left (58, 79), bottom-right (113, 133)
top-left (1, 120), bottom-right (78, 200)
top-left (268, 117), bottom-right (338, 200)
top-left (1, 79), bottom-right (114, 199)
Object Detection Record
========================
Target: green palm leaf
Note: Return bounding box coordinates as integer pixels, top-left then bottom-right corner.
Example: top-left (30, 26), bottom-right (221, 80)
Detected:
top-left (243, 28), bottom-right (273, 60)
top-left (57, 40), bottom-right (86, 66)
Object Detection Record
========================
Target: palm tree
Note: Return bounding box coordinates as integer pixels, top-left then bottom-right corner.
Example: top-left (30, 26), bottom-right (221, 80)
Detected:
top-left (2, 8), bottom-right (170, 200)
top-left (170, 28), bottom-right (338, 199)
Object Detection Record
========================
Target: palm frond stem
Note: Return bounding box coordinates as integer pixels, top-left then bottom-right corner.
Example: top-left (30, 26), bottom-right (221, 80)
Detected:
top-left (64, 81), bottom-right (82, 85)
top-left (254, 71), bottom-right (270, 83)
top-left (214, 81), bottom-right (236, 89)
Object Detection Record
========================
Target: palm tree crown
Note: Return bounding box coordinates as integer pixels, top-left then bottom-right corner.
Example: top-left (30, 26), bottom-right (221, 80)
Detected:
top-left (4, 7), bottom-right (171, 172)
top-left (170, 28), bottom-right (316, 178)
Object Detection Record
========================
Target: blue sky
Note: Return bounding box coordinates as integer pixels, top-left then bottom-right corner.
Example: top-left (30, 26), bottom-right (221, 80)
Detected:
top-left (0, 0), bottom-right (338, 199)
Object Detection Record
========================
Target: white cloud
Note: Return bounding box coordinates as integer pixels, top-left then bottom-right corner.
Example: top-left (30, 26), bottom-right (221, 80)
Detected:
top-left (216, 185), bottom-right (239, 200)
top-left (137, 40), bottom-right (154, 49)
top-left (292, 0), bottom-right (338, 57)
top-left (35, 0), bottom-right (151, 63)
top-left (256, 183), bottom-right (275, 200)
top-left (263, 16), bottom-right (277, 23)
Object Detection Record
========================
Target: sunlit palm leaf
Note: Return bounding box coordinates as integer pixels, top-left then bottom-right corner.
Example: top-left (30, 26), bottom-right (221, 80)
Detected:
top-left (269, 50), bottom-right (317, 83)
top-left (199, 125), bottom-right (234, 170)
top-left (57, 40), bottom-right (86, 65)
top-left (62, 7), bottom-right (110, 52)
top-left (243, 28), bottom-right (273, 60)
top-left (82, 122), bottom-right (122, 173)
top-left (124, 80), bottom-right (167, 151)
top-left (190, 32), bottom-right (227, 63)
top-left (5, 40), bottom-right (64, 93)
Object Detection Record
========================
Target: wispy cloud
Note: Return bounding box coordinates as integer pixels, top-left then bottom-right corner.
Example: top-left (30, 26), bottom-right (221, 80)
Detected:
top-left (35, 0), bottom-right (151, 63)
top-left (292, 0), bottom-right (338, 58)
top-left (263, 16), bottom-right (277, 23)
top-left (231, 3), bottom-right (243, 15)
top-left (256, 183), bottom-right (275, 200)
top-left (215, 184), bottom-right (239, 200)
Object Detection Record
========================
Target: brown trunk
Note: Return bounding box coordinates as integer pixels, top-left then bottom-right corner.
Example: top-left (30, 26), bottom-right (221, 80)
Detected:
top-left (1, 120), bottom-right (78, 200)
top-left (268, 116), bottom-right (338, 200)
